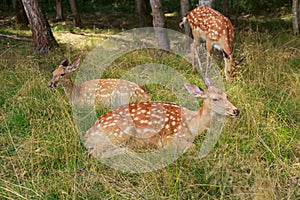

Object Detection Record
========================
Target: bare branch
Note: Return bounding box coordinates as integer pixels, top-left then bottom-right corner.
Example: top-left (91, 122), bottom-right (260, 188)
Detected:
top-left (0, 33), bottom-right (31, 41)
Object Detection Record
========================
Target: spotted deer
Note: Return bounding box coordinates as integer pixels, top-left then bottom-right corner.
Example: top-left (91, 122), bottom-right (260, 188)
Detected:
top-left (48, 57), bottom-right (151, 108)
top-left (84, 76), bottom-right (239, 158)
top-left (180, 6), bottom-right (245, 81)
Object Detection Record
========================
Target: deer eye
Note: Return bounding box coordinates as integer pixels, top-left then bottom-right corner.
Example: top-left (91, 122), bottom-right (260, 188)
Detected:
top-left (212, 98), bottom-right (218, 101)
top-left (60, 73), bottom-right (65, 76)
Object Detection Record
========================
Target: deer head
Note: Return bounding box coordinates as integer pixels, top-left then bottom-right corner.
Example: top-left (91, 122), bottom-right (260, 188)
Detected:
top-left (48, 57), bottom-right (80, 88)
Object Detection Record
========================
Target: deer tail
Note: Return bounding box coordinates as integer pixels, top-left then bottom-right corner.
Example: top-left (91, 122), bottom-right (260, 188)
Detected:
top-left (179, 17), bottom-right (187, 29)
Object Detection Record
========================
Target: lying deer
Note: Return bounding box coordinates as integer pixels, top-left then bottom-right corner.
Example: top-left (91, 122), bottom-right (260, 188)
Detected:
top-left (84, 77), bottom-right (239, 158)
top-left (48, 57), bottom-right (151, 107)
top-left (180, 6), bottom-right (245, 81)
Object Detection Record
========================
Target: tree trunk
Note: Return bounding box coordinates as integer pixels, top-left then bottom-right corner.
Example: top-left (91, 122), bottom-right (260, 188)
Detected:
top-left (22, 0), bottom-right (58, 54)
top-left (235, 0), bottom-right (240, 19)
top-left (292, 0), bottom-right (299, 35)
top-left (198, 0), bottom-right (213, 8)
top-left (12, 0), bottom-right (28, 25)
top-left (56, 0), bottom-right (64, 21)
top-left (180, 0), bottom-right (190, 36)
top-left (150, 0), bottom-right (170, 51)
top-left (223, 0), bottom-right (229, 16)
top-left (69, 0), bottom-right (82, 27)
top-left (135, 0), bottom-right (147, 27)
top-left (180, 0), bottom-right (192, 51)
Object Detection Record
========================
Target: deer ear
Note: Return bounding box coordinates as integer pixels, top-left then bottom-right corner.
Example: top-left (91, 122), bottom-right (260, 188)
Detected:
top-left (184, 83), bottom-right (206, 98)
top-left (235, 55), bottom-right (246, 65)
top-left (204, 77), bottom-right (214, 88)
top-left (60, 58), bottom-right (69, 66)
top-left (67, 57), bottom-right (80, 72)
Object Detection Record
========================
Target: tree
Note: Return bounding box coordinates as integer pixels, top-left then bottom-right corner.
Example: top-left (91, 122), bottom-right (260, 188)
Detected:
top-left (180, 0), bottom-right (191, 36)
top-left (69, 0), bottom-right (82, 27)
top-left (223, 0), bottom-right (229, 16)
top-left (55, 0), bottom-right (81, 25)
top-left (180, 0), bottom-right (192, 51)
top-left (292, 0), bottom-right (299, 35)
top-left (56, 0), bottom-right (64, 21)
top-left (199, 0), bottom-right (213, 8)
top-left (234, 0), bottom-right (241, 22)
top-left (150, 0), bottom-right (170, 50)
top-left (22, 0), bottom-right (58, 53)
top-left (135, 0), bottom-right (148, 27)
top-left (12, 0), bottom-right (28, 26)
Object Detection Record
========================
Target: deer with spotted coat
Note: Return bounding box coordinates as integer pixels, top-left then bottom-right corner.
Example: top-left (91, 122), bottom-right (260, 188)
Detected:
top-left (83, 54), bottom-right (240, 158)
top-left (180, 6), bottom-right (245, 81)
top-left (48, 57), bottom-right (151, 108)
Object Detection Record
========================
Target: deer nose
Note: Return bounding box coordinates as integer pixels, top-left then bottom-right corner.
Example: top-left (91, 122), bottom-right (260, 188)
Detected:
top-left (48, 81), bottom-right (54, 88)
top-left (233, 109), bottom-right (239, 116)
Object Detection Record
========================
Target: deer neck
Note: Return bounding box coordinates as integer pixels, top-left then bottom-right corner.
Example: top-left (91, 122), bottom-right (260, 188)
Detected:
top-left (190, 99), bottom-right (213, 136)
top-left (60, 76), bottom-right (77, 100)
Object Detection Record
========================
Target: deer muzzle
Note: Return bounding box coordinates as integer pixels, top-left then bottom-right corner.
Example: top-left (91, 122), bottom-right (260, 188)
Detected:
top-left (48, 81), bottom-right (56, 88)
top-left (230, 109), bottom-right (239, 118)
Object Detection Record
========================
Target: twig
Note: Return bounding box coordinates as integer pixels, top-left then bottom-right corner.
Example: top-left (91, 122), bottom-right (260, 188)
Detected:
top-left (0, 33), bottom-right (31, 41)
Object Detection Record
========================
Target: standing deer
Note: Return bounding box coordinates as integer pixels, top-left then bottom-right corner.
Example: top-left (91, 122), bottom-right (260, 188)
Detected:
top-left (180, 6), bottom-right (245, 81)
top-left (48, 57), bottom-right (151, 107)
top-left (83, 77), bottom-right (239, 158)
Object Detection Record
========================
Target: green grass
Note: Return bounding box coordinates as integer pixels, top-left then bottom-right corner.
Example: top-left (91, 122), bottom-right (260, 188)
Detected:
top-left (0, 12), bottom-right (299, 199)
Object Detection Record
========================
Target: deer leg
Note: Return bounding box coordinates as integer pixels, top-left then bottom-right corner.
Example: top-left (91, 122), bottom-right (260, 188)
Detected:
top-left (224, 58), bottom-right (231, 81)
top-left (191, 40), bottom-right (197, 70)
top-left (190, 31), bottom-right (201, 71)
top-left (87, 139), bottom-right (129, 159)
top-left (206, 55), bottom-right (212, 77)
top-left (99, 142), bottom-right (128, 158)
top-left (224, 55), bottom-right (234, 82)
top-left (205, 40), bottom-right (213, 77)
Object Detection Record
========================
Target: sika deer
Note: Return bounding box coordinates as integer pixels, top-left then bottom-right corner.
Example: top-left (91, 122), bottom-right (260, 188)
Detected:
top-left (84, 77), bottom-right (239, 158)
top-left (180, 6), bottom-right (245, 81)
top-left (48, 57), bottom-right (151, 108)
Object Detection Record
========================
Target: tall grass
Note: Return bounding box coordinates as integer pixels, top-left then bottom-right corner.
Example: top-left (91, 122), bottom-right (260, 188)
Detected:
top-left (0, 19), bottom-right (299, 199)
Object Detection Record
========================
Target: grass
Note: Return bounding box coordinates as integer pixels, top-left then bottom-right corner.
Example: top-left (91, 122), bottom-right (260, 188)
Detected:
top-left (0, 10), bottom-right (299, 199)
